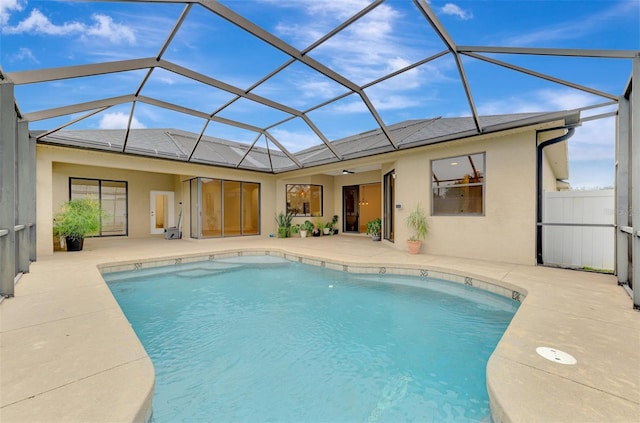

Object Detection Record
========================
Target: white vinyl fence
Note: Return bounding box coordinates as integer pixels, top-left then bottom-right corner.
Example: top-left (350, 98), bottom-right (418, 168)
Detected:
top-left (543, 190), bottom-right (615, 271)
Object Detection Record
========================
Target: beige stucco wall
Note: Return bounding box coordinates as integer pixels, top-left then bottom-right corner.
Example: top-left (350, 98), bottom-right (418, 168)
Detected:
top-left (37, 145), bottom-right (277, 256)
top-left (397, 131), bottom-right (538, 264)
top-left (52, 162), bottom-right (178, 239)
top-left (37, 121), bottom-right (566, 265)
top-left (276, 174), bottom-right (336, 230)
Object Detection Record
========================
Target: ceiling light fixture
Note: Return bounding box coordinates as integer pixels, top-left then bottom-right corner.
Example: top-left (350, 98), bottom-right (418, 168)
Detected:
top-left (342, 170), bottom-right (354, 174)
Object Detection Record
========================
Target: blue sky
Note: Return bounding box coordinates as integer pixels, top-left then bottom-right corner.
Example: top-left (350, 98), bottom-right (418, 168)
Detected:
top-left (1, 0), bottom-right (638, 188)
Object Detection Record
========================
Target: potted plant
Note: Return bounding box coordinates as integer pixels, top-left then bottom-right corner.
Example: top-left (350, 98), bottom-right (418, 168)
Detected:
top-left (53, 198), bottom-right (105, 251)
top-left (312, 217), bottom-right (323, 237)
top-left (291, 223), bottom-right (301, 237)
top-left (331, 214), bottom-right (339, 235)
top-left (323, 220), bottom-right (332, 235)
top-left (406, 203), bottom-right (428, 254)
top-left (301, 220), bottom-right (314, 238)
top-left (366, 217), bottom-right (382, 241)
top-left (275, 211), bottom-right (293, 238)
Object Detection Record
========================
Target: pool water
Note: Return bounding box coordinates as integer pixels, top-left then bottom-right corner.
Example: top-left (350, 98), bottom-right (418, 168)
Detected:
top-left (104, 256), bottom-right (518, 422)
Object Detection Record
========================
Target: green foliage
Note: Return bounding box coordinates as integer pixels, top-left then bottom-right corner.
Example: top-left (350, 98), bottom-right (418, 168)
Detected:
top-left (325, 214), bottom-right (339, 230)
top-left (303, 220), bottom-right (315, 232)
top-left (406, 203), bottom-right (428, 241)
top-left (366, 217), bottom-right (382, 236)
top-left (53, 198), bottom-right (105, 241)
top-left (275, 211), bottom-right (293, 228)
top-left (275, 211), bottom-right (294, 238)
top-left (291, 224), bottom-right (300, 234)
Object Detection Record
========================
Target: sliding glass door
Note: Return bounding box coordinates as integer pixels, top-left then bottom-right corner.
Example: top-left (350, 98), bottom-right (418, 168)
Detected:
top-left (70, 178), bottom-right (127, 236)
top-left (190, 178), bottom-right (260, 238)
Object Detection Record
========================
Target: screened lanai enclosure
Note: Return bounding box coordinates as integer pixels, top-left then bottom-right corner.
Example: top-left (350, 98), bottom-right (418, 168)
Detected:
top-left (0, 0), bottom-right (639, 308)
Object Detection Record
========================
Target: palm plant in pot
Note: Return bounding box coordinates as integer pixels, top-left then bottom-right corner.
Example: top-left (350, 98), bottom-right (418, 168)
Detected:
top-left (53, 198), bottom-right (105, 251)
top-left (406, 203), bottom-right (428, 254)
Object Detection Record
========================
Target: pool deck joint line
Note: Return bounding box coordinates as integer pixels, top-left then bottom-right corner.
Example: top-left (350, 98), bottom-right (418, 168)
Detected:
top-left (1, 236), bottom-right (638, 423)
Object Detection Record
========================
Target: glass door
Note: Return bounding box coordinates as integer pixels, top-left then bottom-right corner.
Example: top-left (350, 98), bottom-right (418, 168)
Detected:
top-left (190, 177), bottom-right (260, 238)
top-left (343, 185), bottom-right (359, 233)
top-left (384, 170), bottom-right (395, 242)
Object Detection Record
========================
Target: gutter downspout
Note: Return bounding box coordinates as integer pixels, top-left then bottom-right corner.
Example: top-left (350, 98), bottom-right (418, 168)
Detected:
top-left (536, 126), bottom-right (576, 265)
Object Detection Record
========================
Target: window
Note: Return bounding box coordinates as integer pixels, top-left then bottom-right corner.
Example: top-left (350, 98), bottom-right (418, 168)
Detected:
top-left (286, 184), bottom-right (322, 216)
top-left (432, 153), bottom-right (485, 215)
top-left (70, 178), bottom-right (128, 236)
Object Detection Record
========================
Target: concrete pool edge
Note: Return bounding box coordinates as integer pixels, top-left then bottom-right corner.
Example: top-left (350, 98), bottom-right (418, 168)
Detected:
top-left (2, 237), bottom-right (637, 422)
top-left (98, 247), bottom-right (529, 303)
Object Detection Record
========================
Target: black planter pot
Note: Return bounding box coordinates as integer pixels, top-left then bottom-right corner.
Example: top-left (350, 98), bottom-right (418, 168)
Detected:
top-left (65, 237), bottom-right (84, 251)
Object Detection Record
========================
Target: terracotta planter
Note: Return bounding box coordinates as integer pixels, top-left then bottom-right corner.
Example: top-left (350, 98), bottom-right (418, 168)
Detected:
top-left (407, 239), bottom-right (422, 254)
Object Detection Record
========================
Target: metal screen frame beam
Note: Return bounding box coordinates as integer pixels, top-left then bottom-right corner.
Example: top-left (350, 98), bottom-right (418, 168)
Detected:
top-left (197, 0), bottom-right (398, 150)
top-left (616, 94), bottom-right (630, 286)
top-left (16, 120), bottom-right (31, 273)
top-left (457, 45), bottom-right (639, 59)
top-left (413, 0), bottom-right (481, 132)
top-left (0, 82), bottom-right (16, 297)
top-left (631, 58), bottom-right (640, 310)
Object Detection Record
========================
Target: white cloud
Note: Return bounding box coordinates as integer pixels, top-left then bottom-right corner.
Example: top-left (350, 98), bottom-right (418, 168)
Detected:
top-left (84, 14), bottom-right (135, 44)
top-left (98, 112), bottom-right (145, 129)
top-left (8, 46), bottom-right (38, 63)
top-left (476, 88), bottom-right (606, 116)
top-left (472, 87), bottom-right (616, 188)
top-left (568, 116), bottom-right (615, 162)
top-left (273, 1), bottom-right (410, 83)
top-left (2, 8), bottom-right (135, 44)
top-left (0, 0), bottom-right (24, 25)
top-left (298, 79), bottom-right (343, 100)
top-left (3, 8), bottom-right (84, 35)
top-left (268, 127), bottom-right (322, 152)
top-left (440, 3), bottom-right (473, 20)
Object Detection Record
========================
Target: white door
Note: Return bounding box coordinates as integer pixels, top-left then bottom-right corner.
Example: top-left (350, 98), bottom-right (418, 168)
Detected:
top-left (150, 191), bottom-right (175, 235)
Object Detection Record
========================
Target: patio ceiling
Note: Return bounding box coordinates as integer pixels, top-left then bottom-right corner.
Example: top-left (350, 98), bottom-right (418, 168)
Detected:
top-left (1, 0), bottom-right (637, 173)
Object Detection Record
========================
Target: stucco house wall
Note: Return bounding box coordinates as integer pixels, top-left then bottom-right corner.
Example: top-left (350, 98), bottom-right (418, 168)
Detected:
top-left (52, 162), bottom-right (178, 239)
top-left (37, 121), bottom-right (566, 265)
top-left (37, 144), bottom-right (277, 256)
top-left (391, 130), bottom-right (537, 264)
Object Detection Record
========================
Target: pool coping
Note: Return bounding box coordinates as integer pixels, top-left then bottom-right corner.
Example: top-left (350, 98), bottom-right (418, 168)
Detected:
top-left (1, 237), bottom-right (638, 422)
top-left (98, 248), bottom-right (528, 304)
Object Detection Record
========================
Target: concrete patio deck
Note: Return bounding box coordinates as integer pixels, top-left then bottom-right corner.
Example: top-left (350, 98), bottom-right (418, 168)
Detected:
top-left (1, 235), bottom-right (638, 422)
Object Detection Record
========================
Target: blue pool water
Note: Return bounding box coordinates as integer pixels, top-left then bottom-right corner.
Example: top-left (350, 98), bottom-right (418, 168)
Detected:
top-left (104, 256), bottom-right (518, 422)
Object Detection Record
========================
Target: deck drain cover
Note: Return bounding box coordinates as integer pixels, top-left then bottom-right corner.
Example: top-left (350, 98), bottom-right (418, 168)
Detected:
top-left (536, 347), bottom-right (577, 365)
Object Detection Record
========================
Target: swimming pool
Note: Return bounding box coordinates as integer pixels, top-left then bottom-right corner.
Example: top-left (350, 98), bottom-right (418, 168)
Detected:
top-left (104, 255), bottom-right (518, 422)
